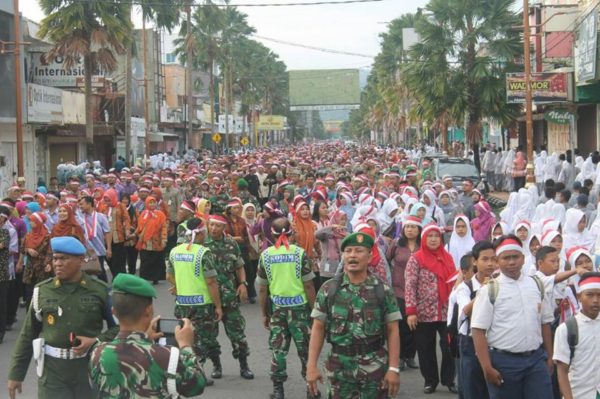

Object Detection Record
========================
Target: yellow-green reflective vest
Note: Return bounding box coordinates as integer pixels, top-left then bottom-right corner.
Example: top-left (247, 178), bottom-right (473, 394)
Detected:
top-left (170, 243), bottom-right (212, 306)
top-left (262, 244), bottom-right (307, 307)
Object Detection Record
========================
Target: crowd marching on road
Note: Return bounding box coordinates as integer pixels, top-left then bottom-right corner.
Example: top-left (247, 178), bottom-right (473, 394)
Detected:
top-left (2, 141), bottom-right (600, 399)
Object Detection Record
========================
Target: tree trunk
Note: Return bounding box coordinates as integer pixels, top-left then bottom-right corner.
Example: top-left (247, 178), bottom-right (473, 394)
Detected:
top-left (209, 58), bottom-right (215, 135)
top-left (84, 54), bottom-right (94, 156)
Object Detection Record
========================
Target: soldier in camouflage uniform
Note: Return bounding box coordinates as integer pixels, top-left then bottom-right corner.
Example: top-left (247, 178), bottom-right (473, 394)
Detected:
top-left (257, 217), bottom-right (318, 399)
top-left (166, 218), bottom-right (222, 384)
top-left (307, 232), bottom-right (401, 399)
top-left (8, 237), bottom-right (118, 399)
top-left (90, 273), bottom-right (207, 398)
top-left (204, 215), bottom-right (254, 380)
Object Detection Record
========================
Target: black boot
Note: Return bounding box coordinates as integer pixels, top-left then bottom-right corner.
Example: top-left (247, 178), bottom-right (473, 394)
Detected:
top-left (210, 357), bottom-right (222, 379)
top-left (270, 381), bottom-right (284, 399)
top-left (239, 356), bottom-right (254, 380)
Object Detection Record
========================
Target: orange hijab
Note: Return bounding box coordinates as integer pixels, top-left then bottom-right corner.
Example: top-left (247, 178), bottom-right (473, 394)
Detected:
top-left (294, 203), bottom-right (316, 257)
top-left (136, 196), bottom-right (166, 243)
top-left (25, 212), bottom-right (49, 249)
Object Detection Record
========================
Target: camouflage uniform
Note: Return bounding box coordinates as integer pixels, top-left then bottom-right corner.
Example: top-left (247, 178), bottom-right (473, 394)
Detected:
top-left (8, 274), bottom-right (118, 399)
top-left (209, 192), bottom-right (230, 215)
top-left (176, 220), bottom-right (189, 245)
top-left (311, 274), bottom-right (401, 399)
top-left (256, 244), bottom-right (315, 382)
top-left (89, 331), bottom-right (207, 398)
top-left (166, 248), bottom-right (220, 363)
top-left (204, 236), bottom-right (250, 359)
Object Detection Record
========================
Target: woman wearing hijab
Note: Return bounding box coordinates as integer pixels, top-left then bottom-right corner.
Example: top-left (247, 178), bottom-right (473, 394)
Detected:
top-left (410, 202), bottom-right (434, 225)
top-left (102, 188), bottom-right (131, 278)
top-left (421, 190), bottom-right (445, 227)
top-left (405, 223), bottom-right (457, 394)
top-left (378, 198), bottom-right (399, 239)
top-left (386, 216), bottom-right (422, 371)
top-left (503, 149), bottom-right (515, 192)
top-left (471, 201), bottom-right (497, 242)
top-left (279, 185), bottom-right (295, 217)
top-left (135, 196), bottom-right (167, 284)
top-left (196, 198), bottom-right (212, 224)
top-left (250, 201), bottom-right (283, 251)
top-left (446, 215), bottom-right (476, 269)
top-left (563, 208), bottom-right (594, 251)
top-left (242, 203), bottom-right (260, 303)
top-left (18, 212), bottom-right (51, 307)
top-left (337, 191), bottom-right (355, 231)
top-left (293, 201), bottom-right (322, 290)
top-left (315, 210), bottom-right (348, 285)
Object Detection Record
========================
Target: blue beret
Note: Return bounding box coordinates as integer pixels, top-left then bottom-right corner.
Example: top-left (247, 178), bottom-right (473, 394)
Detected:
top-left (112, 274), bottom-right (157, 298)
top-left (50, 236), bottom-right (86, 256)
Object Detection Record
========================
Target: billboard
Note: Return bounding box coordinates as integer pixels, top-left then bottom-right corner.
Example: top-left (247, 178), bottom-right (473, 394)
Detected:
top-left (576, 9), bottom-right (598, 83)
top-left (257, 115), bottom-right (285, 131)
top-left (27, 83), bottom-right (62, 124)
top-left (289, 69), bottom-right (360, 111)
top-left (506, 72), bottom-right (570, 103)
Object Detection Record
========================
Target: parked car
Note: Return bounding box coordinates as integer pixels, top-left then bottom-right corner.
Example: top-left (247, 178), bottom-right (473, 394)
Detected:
top-left (416, 153), bottom-right (449, 170)
top-left (433, 157), bottom-right (481, 193)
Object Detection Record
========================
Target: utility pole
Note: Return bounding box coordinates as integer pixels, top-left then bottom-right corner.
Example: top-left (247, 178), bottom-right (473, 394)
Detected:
top-left (523, 0), bottom-right (535, 185)
top-left (142, 19), bottom-right (150, 157)
top-left (13, 0), bottom-right (24, 178)
top-left (125, 6), bottom-right (132, 165)
top-left (186, 3), bottom-right (193, 151)
top-left (224, 65), bottom-right (230, 151)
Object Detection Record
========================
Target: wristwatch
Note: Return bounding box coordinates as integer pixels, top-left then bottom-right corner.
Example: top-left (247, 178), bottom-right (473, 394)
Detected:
top-left (388, 367), bottom-right (400, 374)
top-left (239, 281), bottom-right (248, 286)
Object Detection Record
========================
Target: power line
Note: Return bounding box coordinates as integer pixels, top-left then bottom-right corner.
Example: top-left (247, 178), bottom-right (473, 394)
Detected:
top-left (68, 0), bottom-right (385, 7)
top-left (252, 34), bottom-right (375, 58)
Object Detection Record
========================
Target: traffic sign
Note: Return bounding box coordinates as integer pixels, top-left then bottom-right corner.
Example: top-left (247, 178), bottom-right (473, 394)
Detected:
top-left (212, 133), bottom-right (222, 143)
top-left (240, 136), bottom-right (249, 146)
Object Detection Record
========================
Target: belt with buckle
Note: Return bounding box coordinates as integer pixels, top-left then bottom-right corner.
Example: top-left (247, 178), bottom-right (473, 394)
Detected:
top-left (489, 346), bottom-right (539, 357)
top-left (331, 340), bottom-right (383, 356)
top-left (44, 344), bottom-right (87, 360)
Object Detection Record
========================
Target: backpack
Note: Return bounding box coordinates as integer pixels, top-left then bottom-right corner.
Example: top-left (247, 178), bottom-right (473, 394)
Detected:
top-left (325, 273), bottom-right (386, 341)
top-left (488, 275), bottom-right (545, 305)
top-left (447, 280), bottom-right (476, 357)
top-left (565, 316), bottom-right (578, 366)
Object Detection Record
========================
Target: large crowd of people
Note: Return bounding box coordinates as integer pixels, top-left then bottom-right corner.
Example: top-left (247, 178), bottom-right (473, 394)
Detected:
top-left (2, 141), bottom-right (600, 398)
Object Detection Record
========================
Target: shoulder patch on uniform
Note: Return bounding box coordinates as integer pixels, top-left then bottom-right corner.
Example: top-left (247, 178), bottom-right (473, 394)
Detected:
top-left (36, 277), bottom-right (54, 287)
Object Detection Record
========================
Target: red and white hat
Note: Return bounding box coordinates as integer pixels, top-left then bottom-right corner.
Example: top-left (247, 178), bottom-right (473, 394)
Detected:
top-left (421, 223), bottom-right (441, 239)
top-left (30, 212), bottom-right (46, 225)
top-left (578, 274), bottom-right (600, 292)
top-left (295, 201), bottom-right (309, 214)
top-left (515, 220), bottom-right (531, 232)
top-left (404, 215), bottom-right (422, 227)
top-left (495, 237), bottom-right (524, 256)
top-left (180, 201), bottom-right (195, 213)
top-left (567, 246), bottom-right (592, 267)
top-left (226, 197), bottom-right (243, 208)
top-left (209, 215), bottom-right (228, 225)
top-left (541, 230), bottom-right (561, 246)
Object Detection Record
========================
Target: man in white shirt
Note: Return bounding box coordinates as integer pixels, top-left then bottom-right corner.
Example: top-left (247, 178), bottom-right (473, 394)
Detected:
top-left (455, 241), bottom-right (496, 399)
top-left (553, 272), bottom-right (600, 399)
top-left (471, 235), bottom-right (554, 399)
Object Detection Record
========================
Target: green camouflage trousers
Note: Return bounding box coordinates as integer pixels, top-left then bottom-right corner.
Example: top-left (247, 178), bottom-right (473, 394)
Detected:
top-left (325, 348), bottom-right (388, 399)
top-left (268, 304), bottom-right (311, 382)
top-left (220, 303), bottom-right (250, 359)
top-left (174, 304), bottom-right (219, 362)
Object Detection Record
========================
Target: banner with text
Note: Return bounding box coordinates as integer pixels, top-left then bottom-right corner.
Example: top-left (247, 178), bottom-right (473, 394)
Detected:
top-left (257, 115), bottom-right (285, 131)
top-left (506, 73), bottom-right (570, 103)
top-left (27, 83), bottom-right (63, 124)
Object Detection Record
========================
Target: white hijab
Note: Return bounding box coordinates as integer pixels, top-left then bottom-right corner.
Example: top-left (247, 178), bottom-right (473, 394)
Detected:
top-left (563, 208), bottom-right (595, 251)
top-left (446, 215), bottom-right (475, 270)
top-left (377, 198), bottom-right (399, 233)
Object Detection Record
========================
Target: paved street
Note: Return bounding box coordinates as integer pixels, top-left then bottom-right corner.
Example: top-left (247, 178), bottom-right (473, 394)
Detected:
top-left (0, 279), bottom-right (457, 399)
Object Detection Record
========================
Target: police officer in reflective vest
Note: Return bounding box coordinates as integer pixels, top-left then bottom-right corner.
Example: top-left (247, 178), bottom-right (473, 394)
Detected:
top-left (257, 217), bottom-right (318, 399)
top-left (167, 217), bottom-right (222, 385)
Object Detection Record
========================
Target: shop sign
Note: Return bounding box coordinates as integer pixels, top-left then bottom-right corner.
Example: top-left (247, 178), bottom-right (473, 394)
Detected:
top-left (544, 109), bottom-right (574, 125)
top-left (27, 83), bottom-right (63, 124)
top-left (506, 73), bottom-right (570, 103)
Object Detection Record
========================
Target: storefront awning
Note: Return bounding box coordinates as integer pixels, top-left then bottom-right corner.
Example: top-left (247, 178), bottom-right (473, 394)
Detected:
top-left (149, 132), bottom-right (179, 142)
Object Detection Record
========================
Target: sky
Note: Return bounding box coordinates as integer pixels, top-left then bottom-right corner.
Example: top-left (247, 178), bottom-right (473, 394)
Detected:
top-left (20, 0), bottom-right (430, 70)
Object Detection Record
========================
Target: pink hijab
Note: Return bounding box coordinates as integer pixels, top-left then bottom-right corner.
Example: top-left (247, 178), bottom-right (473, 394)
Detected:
top-left (471, 201), bottom-right (497, 241)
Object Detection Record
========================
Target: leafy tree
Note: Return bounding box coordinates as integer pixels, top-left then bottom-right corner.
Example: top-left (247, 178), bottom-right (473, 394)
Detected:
top-left (38, 0), bottom-right (132, 147)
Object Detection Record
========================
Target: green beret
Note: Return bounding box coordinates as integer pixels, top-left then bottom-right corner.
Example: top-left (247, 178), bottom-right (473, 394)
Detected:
top-left (112, 274), bottom-right (157, 298)
top-left (340, 232), bottom-right (375, 252)
top-left (237, 178), bottom-right (249, 189)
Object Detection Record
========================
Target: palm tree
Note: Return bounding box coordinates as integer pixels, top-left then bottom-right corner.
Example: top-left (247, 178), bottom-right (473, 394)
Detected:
top-left (404, 0), bottom-right (521, 167)
top-left (38, 0), bottom-right (132, 149)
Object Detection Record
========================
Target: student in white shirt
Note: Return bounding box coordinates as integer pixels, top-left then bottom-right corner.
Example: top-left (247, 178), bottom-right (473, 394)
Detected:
top-left (553, 272), bottom-right (600, 399)
top-left (456, 241), bottom-right (496, 399)
top-left (471, 235), bottom-right (554, 399)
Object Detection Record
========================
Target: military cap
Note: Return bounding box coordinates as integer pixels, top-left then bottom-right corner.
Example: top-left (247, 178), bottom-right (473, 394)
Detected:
top-left (112, 273), bottom-right (157, 298)
top-left (50, 236), bottom-right (86, 256)
top-left (340, 232), bottom-right (375, 251)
